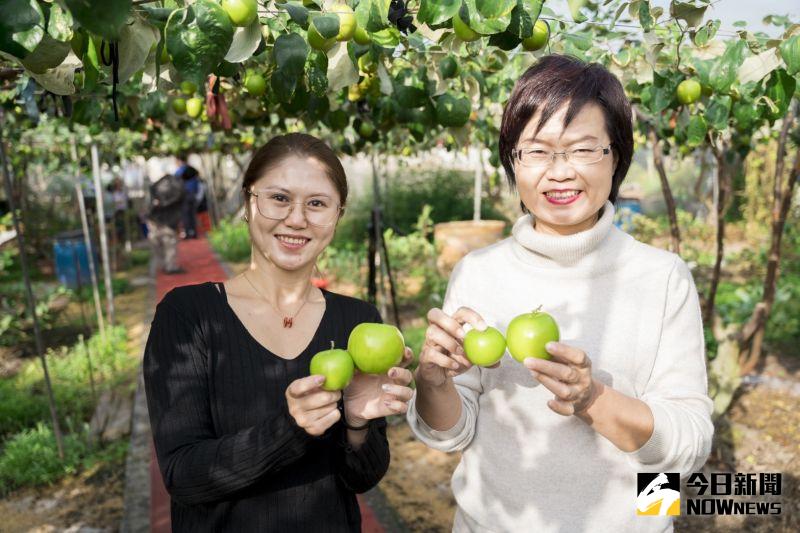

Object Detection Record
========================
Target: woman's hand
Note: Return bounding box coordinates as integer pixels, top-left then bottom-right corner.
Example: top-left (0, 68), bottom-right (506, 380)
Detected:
top-left (342, 347), bottom-right (415, 427)
top-left (416, 307), bottom-right (492, 388)
top-left (285, 375), bottom-right (341, 436)
top-left (523, 342), bottom-right (599, 416)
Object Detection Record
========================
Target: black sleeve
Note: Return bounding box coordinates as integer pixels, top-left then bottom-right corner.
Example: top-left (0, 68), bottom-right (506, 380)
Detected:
top-left (333, 303), bottom-right (391, 493)
top-left (143, 298), bottom-right (313, 506)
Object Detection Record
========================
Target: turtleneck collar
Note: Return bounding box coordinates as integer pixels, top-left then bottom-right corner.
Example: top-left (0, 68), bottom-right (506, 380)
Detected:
top-left (510, 200), bottom-right (620, 268)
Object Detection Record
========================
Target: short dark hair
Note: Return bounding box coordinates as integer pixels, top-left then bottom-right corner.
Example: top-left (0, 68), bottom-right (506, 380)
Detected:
top-left (241, 133), bottom-right (348, 207)
top-left (498, 54), bottom-right (633, 205)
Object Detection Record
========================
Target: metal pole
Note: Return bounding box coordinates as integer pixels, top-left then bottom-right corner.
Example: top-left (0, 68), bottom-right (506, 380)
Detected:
top-left (91, 144), bottom-right (115, 325)
top-left (0, 111), bottom-right (65, 459)
top-left (71, 139), bottom-right (105, 336)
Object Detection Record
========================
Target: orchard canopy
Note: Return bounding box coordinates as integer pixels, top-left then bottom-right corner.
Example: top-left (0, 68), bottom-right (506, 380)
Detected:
top-left (0, 0), bottom-right (798, 159)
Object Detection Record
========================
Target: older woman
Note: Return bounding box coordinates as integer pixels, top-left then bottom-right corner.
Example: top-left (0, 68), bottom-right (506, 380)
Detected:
top-left (144, 133), bottom-right (414, 532)
top-left (407, 55), bottom-right (713, 532)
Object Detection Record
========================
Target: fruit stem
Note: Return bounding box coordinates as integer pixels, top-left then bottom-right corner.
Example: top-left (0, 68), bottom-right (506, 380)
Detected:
top-left (330, 341), bottom-right (335, 350)
top-left (533, 304), bottom-right (542, 314)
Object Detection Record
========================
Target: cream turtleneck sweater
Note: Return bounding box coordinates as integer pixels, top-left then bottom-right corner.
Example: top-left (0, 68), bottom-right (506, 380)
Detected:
top-left (406, 201), bottom-right (713, 533)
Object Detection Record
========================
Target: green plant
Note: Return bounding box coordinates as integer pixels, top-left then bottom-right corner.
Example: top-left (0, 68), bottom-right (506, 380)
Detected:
top-left (209, 218), bottom-right (251, 263)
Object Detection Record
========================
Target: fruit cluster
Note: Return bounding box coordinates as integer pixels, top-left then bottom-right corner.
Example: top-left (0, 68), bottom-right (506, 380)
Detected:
top-left (463, 307), bottom-right (560, 367)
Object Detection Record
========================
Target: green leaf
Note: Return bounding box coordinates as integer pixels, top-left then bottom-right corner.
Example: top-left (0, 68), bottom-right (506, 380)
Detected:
top-left (271, 70), bottom-right (297, 102)
top-left (312, 14), bottom-right (340, 40)
top-left (764, 68), bottom-right (796, 120)
top-left (417, 0), bottom-right (460, 26)
top-left (686, 115), bottom-right (708, 147)
top-left (732, 100), bottom-right (758, 130)
top-left (464, 0), bottom-right (513, 34)
top-left (21, 34), bottom-right (70, 74)
top-left (779, 34), bottom-right (800, 75)
top-left (224, 17), bottom-right (262, 63)
top-left (273, 32), bottom-right (308, 79)
top-left (306, 50), bottom-right (328, 96)
top-left (117, 19), bottom-right (159, 83)
top-left (568, 0), bottom-right (588, 23)
top-left (64, 0), bottom-right (132, 41)
top-left (355, 0), bottom-right (391, 33)
top-left (705, 95), bottom-right (731, 132)
top-left (650, 70), bottom-right (681, 113)
top-left (0, 0), bottom-right (45, 59)
top-left (47, 3), bottom-right (73, 42)
top-left (282, 2), bottom-right (310, 30)
top-left (82, 37), bottom-right (101, 91)
top-left (638, 0), bottom-right (653, 32)
top-left (507, 0), bottom-right (535, 39)
top-left (669, 1), bottom-right (707, 28)
top-left (165, 0), bottom-right (234, 86)
top-left (709, 40), bottom-right (746, 93)
top-left (371, 28), bottom-right (400, 47)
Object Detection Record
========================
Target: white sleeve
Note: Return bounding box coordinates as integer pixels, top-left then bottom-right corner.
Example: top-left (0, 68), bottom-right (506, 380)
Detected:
top-left (406, 258), bottom-right (483, 452)
top-left (625, 257), bottom-right (714, 476)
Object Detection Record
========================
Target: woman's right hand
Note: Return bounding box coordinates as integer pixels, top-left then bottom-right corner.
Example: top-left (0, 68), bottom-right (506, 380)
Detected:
top-left (286, 375), bottom-right (342, 436)
top-left (416, 307), bottom-right (489, 388)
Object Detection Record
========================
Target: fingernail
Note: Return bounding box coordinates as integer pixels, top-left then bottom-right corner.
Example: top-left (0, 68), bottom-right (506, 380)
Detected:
top-left (531, 371), bottom-right (539, 379)
top-left (383, 400), bottom-right (393, 406)
top-left (546, 342), bottom-right (558, 351)
top-left (315, 375), bottom-right (326, 384)
top-left (388, 369), bottom-right (397, 378)
top-left (523, 357), bottom-right (534, 367)
top-left (457, 329), bottom-right (466, 340)
top-left (381, 384), bottom-right (391, 392)
top-left (477, 322), bottom-right (487, 332)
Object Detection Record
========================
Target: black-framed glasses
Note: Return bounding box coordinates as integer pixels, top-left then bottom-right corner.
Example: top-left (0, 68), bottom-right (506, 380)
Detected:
top-left (511, 144), bottom-right (613, 167)
top-left (247, 189), bottom-right (343, 227)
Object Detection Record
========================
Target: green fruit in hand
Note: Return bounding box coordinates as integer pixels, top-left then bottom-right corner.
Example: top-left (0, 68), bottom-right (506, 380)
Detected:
top-left (310, 343), bottom-right (355, 391)
top-left (463, 327), bottom-right (507, 367)
top-left (347, 323), bottom-right (405, 374)
top-left (353, 25), bottom-right (371, 45)
top-left (522, 19), bottom-right (549, 51)
top-left (453, 12), bottom-right (480, 42)
top-left (332, 3), bottom-right (356, 41)
top-left (308, 19), bottom-right (336, 51)
top-left (506, 307), bottom-right (560, 362)
top-left (244, 72), bottom-right (267, 96)
top-left (180, 80), bottom-right (198, 95)
top-left (172, 98), bottom-right (187, 115)
top-left (186, 97), bottom-right (204, 118)
top-left (676, 79), bottom-right (701, 105)
top-left (222, 0), bottom-right (258, 27)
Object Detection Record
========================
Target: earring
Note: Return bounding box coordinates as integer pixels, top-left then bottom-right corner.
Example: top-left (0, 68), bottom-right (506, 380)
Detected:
top-left (242, 214), bottom-right (249, 222)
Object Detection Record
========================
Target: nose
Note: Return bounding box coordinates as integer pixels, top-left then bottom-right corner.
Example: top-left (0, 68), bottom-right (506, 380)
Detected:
top-left (283, 202), bottom-right (308, 228)
top-left (544, 154), bottom-right (576, 182)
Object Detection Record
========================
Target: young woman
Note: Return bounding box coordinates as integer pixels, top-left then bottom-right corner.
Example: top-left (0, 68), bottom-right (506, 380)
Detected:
top-left (144, 133), bottom-right (414, 532)
top-left (407, 55), bottom-right (714, 532)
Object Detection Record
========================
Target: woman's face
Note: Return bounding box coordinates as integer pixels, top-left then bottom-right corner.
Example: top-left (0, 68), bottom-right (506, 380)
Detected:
top-left (246, 155), bottom-right (342, 272)
top-left (514, 102), bottom-right (615, 235)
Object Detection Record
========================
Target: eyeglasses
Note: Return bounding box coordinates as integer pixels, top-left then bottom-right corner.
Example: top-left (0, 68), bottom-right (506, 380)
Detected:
top-left (511, 144), bottom-right (613, 167)
top-left (248, 189), bottom-right (343, 227)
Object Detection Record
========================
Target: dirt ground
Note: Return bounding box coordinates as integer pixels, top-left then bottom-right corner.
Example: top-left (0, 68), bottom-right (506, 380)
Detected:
top-left (380, 351), bottom-right (800, 532)
top-left (0, 260), bottom-right (150, 533)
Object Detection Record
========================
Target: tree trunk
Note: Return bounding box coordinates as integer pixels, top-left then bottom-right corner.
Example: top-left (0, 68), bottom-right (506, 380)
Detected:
top-left (738, 103), bottom-right (798, 375)
top-left (648, 129), bottom-right (681, 254)
top-left (704, 144), bottom-right (734, 325)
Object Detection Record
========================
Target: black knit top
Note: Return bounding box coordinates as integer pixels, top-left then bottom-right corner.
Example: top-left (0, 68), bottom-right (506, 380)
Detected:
top-left (143, 282), bottom-right (389, 532)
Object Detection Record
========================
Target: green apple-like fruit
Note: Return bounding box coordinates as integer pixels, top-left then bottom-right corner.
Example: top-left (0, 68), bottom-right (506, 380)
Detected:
top-left (186, 97), bottom-right (203, 118)
top-left (453, 12), bottom-right (480, 42)
top-left (347, 323), bottom-right (405, 374)
top-left (222, 0), bottom-right (258, 27)
top-left (244, 72), bottom-right (267, 96)
top-left (676, 79), bottom-right (701, 105)
top-left (180, 80), bottom-right (197, 95)
top-left (310, 343), bottom-right (355, 391)
top-left (506, 307), bottom-right (560, 362)
top-left (172, 98), bottom-right (187, 115)
top-left (463, 326), bottom-right (506, 366)
top-left (332, 3), bottom-right (356, 41)
top-left (522, 19), bottom-right (549, 51)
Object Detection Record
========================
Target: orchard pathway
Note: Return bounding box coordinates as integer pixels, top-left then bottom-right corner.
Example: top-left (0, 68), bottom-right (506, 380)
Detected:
top-left (148, 235), bottom-right (385, 532)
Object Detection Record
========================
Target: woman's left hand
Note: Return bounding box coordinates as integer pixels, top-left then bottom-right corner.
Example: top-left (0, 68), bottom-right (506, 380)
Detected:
top-left (523, 342), bottom-right (598, 416)
top-left (343, 347), bottom-right (415, 426)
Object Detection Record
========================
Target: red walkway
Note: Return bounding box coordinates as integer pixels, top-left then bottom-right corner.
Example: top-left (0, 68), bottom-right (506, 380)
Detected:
top-left (149, 236), bottom-right (384, 532)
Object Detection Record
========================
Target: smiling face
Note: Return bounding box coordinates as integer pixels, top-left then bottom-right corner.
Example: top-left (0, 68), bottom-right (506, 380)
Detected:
top-left (514, 102), bottom-right (615, 236)
top-left (246, 155), bottom-right (342, 272)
